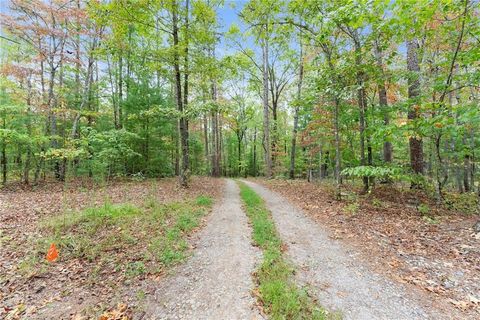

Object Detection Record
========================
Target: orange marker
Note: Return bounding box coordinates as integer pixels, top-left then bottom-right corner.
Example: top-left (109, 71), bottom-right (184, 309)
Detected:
top-left (46, 243), bottom-right (59, 262)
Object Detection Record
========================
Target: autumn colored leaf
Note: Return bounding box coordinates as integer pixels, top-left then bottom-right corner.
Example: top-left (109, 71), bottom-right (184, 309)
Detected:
top-left (100, 303), bottom-right (130, 320)
top-left (46, 243), bottom-right (59, 262)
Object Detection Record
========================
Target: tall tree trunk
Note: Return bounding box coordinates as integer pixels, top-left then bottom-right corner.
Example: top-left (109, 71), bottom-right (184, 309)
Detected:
top-left (172, 0), bottom-right (187, 182)
top-left (210, 47), bottom-right (221, 177)
top-left (181, 0), bottom-right (190, 184)
top-left (324, 48), bottom-right (342, 199)
top-left (219, 115), bottom-right (225, 176)
top-left (174, 130), bottom-right (179, 176)
top-left (47, 60), bottom-right (61, 180)
top-left (106, 56), bottom-right (119, 128)
top-left (203, 114), bottom-right (209, 161)
top-left (1, 111), bottom-right (6, 185)
top-left (71, 40), bottom-right (97, 140)
top-left (320, 150), bottom-right (329, 178)
top-left (290, 40), bottom-right (304, 179)
top-left (262, 24), bottom-right (272, 178)
top-left (334, 96), bottom-right (341, 200)
top-left (464, 132), bottom-right (471, 192)
top-left (374, 40), bottom-right (393, 164)
top-left (23, 75), bottom-right (33, 184)
top-left (407, 37), bottom-right (424, 185)
top-left (271, 100), bottom-right (278, 166)
top-left (118, 54), bottom-right (123, 129)
top-left (353, 34), bottom-right (368, 193)
top-left (173, 0), bottom-right (189, 187)
top-left (58, 56), bottom-right (67, 182)
top-left (237, 132), bottom-right (242, 176)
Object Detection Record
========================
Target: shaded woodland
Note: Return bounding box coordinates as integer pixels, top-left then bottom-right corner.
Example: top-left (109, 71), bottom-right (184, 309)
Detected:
top-left (0, 0), bottom-right (479, 201)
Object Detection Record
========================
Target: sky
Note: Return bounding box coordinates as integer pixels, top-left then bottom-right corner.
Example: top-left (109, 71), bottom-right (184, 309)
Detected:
top-left (217, 0), bottom-right (249, 57)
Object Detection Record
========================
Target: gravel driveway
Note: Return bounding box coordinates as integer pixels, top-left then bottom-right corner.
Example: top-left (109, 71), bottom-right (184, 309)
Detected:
top-left (144, 179), bottom-right (263, 320)
top-left (242, 180), bottom-right (445, 320)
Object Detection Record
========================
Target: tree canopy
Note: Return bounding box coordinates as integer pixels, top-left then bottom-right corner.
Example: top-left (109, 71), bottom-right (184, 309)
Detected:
top-left (0, 0), bottom-right (479, 200)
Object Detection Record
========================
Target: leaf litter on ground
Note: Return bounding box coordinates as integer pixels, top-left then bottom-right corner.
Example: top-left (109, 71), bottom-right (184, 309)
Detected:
top-left (255, 178), bottom-right (479, 319)
top-left (0, 176), bottom-right (223, 319)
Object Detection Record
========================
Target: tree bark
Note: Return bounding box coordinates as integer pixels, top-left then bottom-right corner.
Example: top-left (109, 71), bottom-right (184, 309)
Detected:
top-left (262, 24), bottom-right (272, 178)
top-left (209, 46), bottom-right (221, 177)
top-left (118, 54), bottom-right (123, 129)
top-left (353, 33), bottom-right (369, 193)
top-left (290, 40), bottom-right (303, 179)
top-left (407, 37), bottom-right (424, 183)
top-left (203, 115), bottom-right (209, 161)
top-left (1, 111), bottom-right (6, 185)
top-left (374, 40), bottom-right (393, 163)
top-left (334, 96), bottom-right (341, 199)
top-left (173, 0), bottom-right (189, 187)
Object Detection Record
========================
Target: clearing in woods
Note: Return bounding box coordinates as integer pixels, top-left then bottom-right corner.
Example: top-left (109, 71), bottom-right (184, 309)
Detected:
top-left (1, 178), bottom-right (475, 319)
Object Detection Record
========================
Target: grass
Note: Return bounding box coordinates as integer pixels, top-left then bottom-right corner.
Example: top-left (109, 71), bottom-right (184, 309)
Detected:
top-left (343, 202), bottom-right (359, 216)
top-left (237, 181), bottom-right (327, 320)
top-left (24, 195), bottom-right (214, 277)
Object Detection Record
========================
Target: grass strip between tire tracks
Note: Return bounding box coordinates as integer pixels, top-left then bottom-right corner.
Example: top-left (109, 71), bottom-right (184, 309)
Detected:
top-left (237, 181), bottom-right (328, 320)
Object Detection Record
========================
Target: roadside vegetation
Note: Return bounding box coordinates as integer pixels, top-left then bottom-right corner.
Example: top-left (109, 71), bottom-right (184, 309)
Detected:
top-left (1, 177), bottom-right (220, 319)
top-left (33, 195), bottom-right (213, 274)
top-left (238, 181), bottom-right (328, 320)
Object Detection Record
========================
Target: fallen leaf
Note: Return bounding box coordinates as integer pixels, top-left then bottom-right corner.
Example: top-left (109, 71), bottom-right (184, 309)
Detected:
top-left (5, 304), bottom-right (26, 320)
top-left (448, 299), bottom-right (469, 310)
top-left (469, 295), bottom-right (480, 304)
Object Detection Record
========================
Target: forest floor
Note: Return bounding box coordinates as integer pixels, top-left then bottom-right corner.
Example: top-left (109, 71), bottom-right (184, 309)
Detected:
top-left (2, 176), bottom-right (479, 319)
top-left (0, 176), bottom-right (223, 319)
top-left (255, 178), bottom-right (479, 319)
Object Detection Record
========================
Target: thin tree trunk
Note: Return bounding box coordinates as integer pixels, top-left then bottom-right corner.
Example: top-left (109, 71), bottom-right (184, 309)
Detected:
top-left (237, 132), bottom-right (242, 176)
top-left (353, 33), bottom-right (368, 193)
top-left (253, 126), bottom-right (257, 177)
top-left (407, 37), bottom-right (424, 185)
top-left (262, 23), bottom-right (272, 178)
top-left (210, 46), bottom-right (221, 177)
top-left (219, 115), bottom-right (225, 176)
top-left (180, 0), bottom-right (190, 186)
top-left (464, 132), bottom-right (471, 192)
top-left (23, 74), bottom-right (34, 184)
top-left (334, 96), bottom-right (341, 200)
top-left (71, 39), bottom-right (97, 139)
top-left (172, 0), bottom-right (189, 187)
top-left (272, 101), bottom-right (278, 166)
top-left (106, 56), bottom-right (119, 128)
top-left (1, 112), bottom-right (6, 185)
top-left (290, 39), bottom-right (303, 179)
top-left (374, 40), bottom-right (393, 164)
top-left (203, 115), bottom-right (209, 161)
top-left (118, 54), bottom-right (123, 129)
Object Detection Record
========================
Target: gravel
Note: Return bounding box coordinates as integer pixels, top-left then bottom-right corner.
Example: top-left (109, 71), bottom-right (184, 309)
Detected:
top-left (242, 180), bottom-right (447, 320)
top-left (144, 179), bottom-right (263, 320)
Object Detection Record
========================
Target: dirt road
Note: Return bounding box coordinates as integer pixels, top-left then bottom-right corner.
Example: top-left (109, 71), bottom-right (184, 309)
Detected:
top-left (242, 180), bottom-right (445, 320)
top-left (144, 179), bottom-right (263, 320)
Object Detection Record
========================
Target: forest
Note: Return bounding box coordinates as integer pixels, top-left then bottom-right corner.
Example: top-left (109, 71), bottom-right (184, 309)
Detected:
top-left (0, 0), bottom-right (477, 197)
top-left (1, 0), bottom-right (480, 319)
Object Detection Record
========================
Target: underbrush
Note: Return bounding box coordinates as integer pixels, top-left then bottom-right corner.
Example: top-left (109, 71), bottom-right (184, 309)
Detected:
top-left (238, 182), bottom-right (327, 320)
top-left (21, 195), bottom-right (213, 278)
top-left (443, 191), bottom-right (478, 215)
top-left (310, 178), bottom-right (479, 217)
